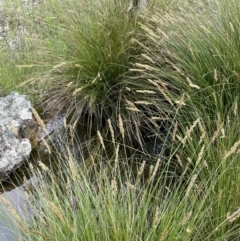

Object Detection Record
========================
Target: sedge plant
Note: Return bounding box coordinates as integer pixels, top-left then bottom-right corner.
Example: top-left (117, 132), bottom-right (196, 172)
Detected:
top-left (31, 0), bottom-right (181, 153)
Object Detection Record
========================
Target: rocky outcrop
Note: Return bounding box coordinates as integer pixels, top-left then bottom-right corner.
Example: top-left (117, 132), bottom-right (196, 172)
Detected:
top-left (0, 92), bottom-right (38, 181)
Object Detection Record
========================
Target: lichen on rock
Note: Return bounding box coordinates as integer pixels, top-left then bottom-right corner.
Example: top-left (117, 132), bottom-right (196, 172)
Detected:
top-left (0, 91), bottom-right (38, 181)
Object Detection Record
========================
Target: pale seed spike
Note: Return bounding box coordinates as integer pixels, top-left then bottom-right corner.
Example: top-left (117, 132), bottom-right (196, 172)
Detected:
top-left (155, 79), bottom-right (168, 90)
top-left (159, 228), bottom-right (168, 241)
top-left (185, 174), bottom-right (197, 197)
top-left (52, 61), bottom-right (67, 70)
top-left (176, 154), bottom-right (183, 167)
top-left (182, 211), bottom-right (192, 225)
top-left (97, 130), bottom-right (106, 151)
top-left (213, 91), bottom-right (217, 105)
top-left (175, 94), bottom-right (186, 108)
top-left (152, 206), bottom-right (160, 227)
top-left (72, 87), bottom-right (83, 96)
top-left (199, 133), bottom-right (205, 145)
top-left (126, 107), bottom-right (140, 112)
top-left (196, 145), bottom-right (205, 166)
top-left (129, 68), bottom-right (145, 73)
top-left (134, 101), bottom-right (152, 105)
top-left (18, 77), bottom-right (35, 87)
top-left (146, 165), bottom-right (154, 185)
top-left (203, 160), bottom-right (209, 170)
top-left (150, 158), bottom-right (161, 182)
top-left (187, 157), bottom-right (192, 163)
top-left (157, 86), bottom-right (173, 106)
top-left (63, 117), bottom-right (67, 128)
top-left (66, 81), bottom-right (73, 87)
top-left (186, 77), bottom-right (201, 89)
top-left (188, 42), bottom-right (195, 61)
top-left (233, 99), bottom-right (238, 116)
top-left (38, 161), bottom-right (50, 172)
top-left (182, 118), bottom-right (200, 146)
top-left (41, 138), bottom-right (51, 154)
top-left (69, 125), bottom-right (75, 147)
top-left (126, 99), bottom-right (137, 108)
top-left (118, 114), bottom-right (125, 139)
top-left (107, 119), bottom-right (115, 145)
top-left (130, 38), bottom-right (150, 51)
top-left (135, 63), bottom-right (158, 71)
top-left (198, 119), bottom-right (206, 144)
top-left (172, 121), bottom-right (178, 141)
top-left (136, 90), bottom-right (156, 94)
top-left (228, 208), bottom-right (240, 223)
top-left (224, 139), bottom-right (240, 160)
top-left (31, 107), bottom-right (47, 133)
top-left (211, 122), bottom-right (224, 143)
top-left (214, 69), bottom-right (218, 81)
top-left (229, 22), bottom-right (235, 32)
top-left (136, 160), bottom-right (146, 183)
top-left (157, 27), bottom-right (168, 39)
top-left (141, 54), bottom-right (155, 63)
top-left (114, 144), bottom-right (120, 170)
top-left (125, 182), bottom-right (135, 189)
top-left (47, 201), bottom-right (64, 221)
top-left (111, 179), bottom-right (118, 198)
top-left (66, 177), bottom-right (71, 196)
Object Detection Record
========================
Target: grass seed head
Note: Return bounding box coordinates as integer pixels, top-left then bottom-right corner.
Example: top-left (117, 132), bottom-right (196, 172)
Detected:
top-left (176, 154), bottom-right (183, 167)
top-left (182, 210), bottom-right (192, 225)
top-left (234, 99), bottom-right (238, 116)
top-left (185, 174), bottom-right (197, 197)
top-left (224, 139), bottom-right (240, 160)
top-left (118, 114), bottom-right (125, 140)
top-left (211, 122), bottom-right (224, 144)
top-left (137, 160), bottom-right (146, 183)
top-left (228, 208), bottom-right (240, 223)
top-left (111, 179), bottom-right (118, 198)
top-left (186, 77), bottom-right (201, 89)
top-left (172, 121), bottom-right (178, 141)
top-left (97, 130), bottom-right (106, 151)
top-left (182, 118), bottom-right (200, 146)
top-left (152, 206), bottom-right (160, 227)
top-left (159, 228), bottom-right (168, 241)
top-left (31, 107), bottom-right (47, 133)
top-left (107, 119), bottom-right (115, 145)
top-left (38, 161), bottom-right (50, 172)
top-left (196, 145), bottom-right (205, 166)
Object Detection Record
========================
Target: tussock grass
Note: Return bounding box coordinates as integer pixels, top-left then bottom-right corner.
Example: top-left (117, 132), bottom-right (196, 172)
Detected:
top-left (1, 0), bottom-right (240, 240)
top-left (29, 0), bottom-right (180, 151)
top-left (13, 125), bottom-right (240, 241)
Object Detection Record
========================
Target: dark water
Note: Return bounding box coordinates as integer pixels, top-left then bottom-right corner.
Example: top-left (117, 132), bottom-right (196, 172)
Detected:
top-left (0, 188), bottom-right (25, 241)
top-left (0, 184), bottom-right (25, 241)
top-left (0, 164), bottom-right (35, 241)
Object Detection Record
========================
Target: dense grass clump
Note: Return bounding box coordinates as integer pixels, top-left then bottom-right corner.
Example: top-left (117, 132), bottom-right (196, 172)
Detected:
top-left (0, 0), bottom-right (240, 240)
top-left (8, 127), bottom-right (240, 241)
top-left (34, 0), bottom-right (180, 151)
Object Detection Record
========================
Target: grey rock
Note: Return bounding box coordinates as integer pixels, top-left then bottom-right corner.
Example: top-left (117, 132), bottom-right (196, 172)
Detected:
top-left (38, 113), bottom-right (66, 154)
top-left (0, 92), bottom-right (35, 181)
